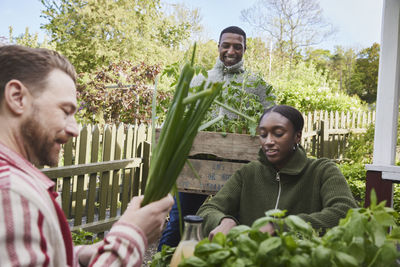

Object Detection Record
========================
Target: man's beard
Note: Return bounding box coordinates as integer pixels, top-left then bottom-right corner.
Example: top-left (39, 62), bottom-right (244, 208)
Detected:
top-left (20, 113), bottom-right (60, 167)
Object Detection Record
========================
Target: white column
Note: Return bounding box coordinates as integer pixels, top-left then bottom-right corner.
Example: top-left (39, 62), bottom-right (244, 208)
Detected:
top-left (373, 0), bottom-right (400, 165)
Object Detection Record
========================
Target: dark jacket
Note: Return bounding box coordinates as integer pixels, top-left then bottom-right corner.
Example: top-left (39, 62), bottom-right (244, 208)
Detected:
top-left (197, 146), bottom-right (357, 235)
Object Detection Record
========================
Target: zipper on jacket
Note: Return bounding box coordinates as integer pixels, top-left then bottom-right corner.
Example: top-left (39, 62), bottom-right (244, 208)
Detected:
top-left (274, 172), bottom-right (281, 210)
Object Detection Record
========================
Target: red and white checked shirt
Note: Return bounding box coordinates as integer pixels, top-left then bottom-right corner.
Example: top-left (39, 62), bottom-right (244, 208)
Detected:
top-left (0, 141), bottom-right (147, 266)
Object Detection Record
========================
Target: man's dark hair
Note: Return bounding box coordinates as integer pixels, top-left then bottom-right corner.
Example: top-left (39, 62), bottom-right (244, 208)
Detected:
top-left (259, 105), bottom-right (304, 133)
top-left (0, 45), bottom-right (76, 102)
top-left (219, 26), bottom-right (247, 49)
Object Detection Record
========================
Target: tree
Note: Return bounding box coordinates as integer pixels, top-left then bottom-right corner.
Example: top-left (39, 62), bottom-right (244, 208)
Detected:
top-left (304, 46), bottom-right (357, 93)
top-left (8, 26), bottom-right (56, 49)
top-left (304, 48), bottom-right (332, 75)
top-left (328, 46), bottom-right (357, 92)
top-left (244, 37), bottom-right (271, 76)
top-left (160, 2), bottom-right (204, 47)
top-left (241, 0), bottom-right (334, 64)
top-left (40, 0), bottom-right (201, 73)
top-left (348, 43), bottom-right (380, 103)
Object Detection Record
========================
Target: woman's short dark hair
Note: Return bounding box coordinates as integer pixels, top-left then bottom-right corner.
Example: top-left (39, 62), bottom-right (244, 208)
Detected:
top-left (259, 105), bottom-right (304, 132)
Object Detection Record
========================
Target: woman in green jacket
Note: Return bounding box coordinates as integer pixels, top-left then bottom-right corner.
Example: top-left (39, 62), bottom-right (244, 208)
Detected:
top-left (197, 105), bottom-right (357, 239)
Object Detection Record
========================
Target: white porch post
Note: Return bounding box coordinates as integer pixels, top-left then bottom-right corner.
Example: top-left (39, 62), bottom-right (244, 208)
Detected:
top-left (365, 0), bottom-right (400, 208)
top-left (372, 0), bottom-right (400, 165)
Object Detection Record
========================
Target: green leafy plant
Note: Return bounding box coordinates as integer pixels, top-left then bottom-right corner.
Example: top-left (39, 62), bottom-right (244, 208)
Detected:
top-left (162, 191), bottom-right (400, 267)
top-left (72, 228), bottom-right (100, 245)
top-left (203, 74), bottom-right (275, 135)
top-left (149, 245), bottom-right (176, 267)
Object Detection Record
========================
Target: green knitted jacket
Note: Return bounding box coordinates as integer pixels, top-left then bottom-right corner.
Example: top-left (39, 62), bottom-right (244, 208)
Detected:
top-left (197, 147), bottom-right (357, 236)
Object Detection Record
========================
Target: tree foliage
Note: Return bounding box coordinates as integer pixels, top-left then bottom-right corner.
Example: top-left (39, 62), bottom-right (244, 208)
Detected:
top-left (40, 0), bottom-right (200, 73)
top-left (76, 60), bottom-right (172, 125)
top-left (243, 38), bottom-right (366, 112)
top-left (8, 26), bottom-right (55, 49)
top-left (305, 46), bottom-right (358, 93)
top-left (348, 43), bottom-right (380, 103)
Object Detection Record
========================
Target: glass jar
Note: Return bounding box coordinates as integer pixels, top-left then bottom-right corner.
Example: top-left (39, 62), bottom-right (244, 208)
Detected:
top-left (170, 215), bottom-right (203, 267)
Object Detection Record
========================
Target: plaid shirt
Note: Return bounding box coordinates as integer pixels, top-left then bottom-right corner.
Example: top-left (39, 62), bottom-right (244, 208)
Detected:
top-left (0, 142), bottom-right (147, 266)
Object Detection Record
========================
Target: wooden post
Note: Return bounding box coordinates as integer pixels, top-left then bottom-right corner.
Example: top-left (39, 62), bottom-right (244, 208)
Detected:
top-left (365, 171), bottom-right (393, 207)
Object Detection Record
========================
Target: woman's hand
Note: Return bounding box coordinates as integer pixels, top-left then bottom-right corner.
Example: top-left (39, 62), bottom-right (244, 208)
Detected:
top-left (208, 218), bottom-right (237, 240)
top-left (259, 222), bottom-right (275, 235)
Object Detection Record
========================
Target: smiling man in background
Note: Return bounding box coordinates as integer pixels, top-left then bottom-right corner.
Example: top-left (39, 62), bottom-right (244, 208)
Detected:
top-left (192, 25), bottom-right (272, 118)
top-left (0, 45), bottom-right (173, 266)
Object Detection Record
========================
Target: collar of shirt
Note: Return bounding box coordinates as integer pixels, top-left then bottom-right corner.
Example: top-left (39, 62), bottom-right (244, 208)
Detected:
top-left (0, 141), bottom-right (55, 192)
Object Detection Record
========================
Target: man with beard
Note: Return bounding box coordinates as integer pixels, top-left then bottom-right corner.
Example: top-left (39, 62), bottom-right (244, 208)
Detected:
top-left (158, 26), bottom-right (273, 251)
top-left (0, 45), bottom-right (173, 266)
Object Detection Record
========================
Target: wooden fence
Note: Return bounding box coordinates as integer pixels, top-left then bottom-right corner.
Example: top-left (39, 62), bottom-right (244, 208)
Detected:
top-left (41, 124), bottom-right (151, 234)
top-left (40, 110), bottom-right (374, 232)
top-left (302, 110), bottom-right (375, 159)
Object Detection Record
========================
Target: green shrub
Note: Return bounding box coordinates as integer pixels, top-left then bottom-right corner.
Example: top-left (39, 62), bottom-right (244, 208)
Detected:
top-left (339, 162), bottom-right (366, 206)
top-left (72, 229), bottom-right (100, 245)
top-left (269, 62), bottom-right (367, 112)
top-left (344, 124), bottom-right (374, 164)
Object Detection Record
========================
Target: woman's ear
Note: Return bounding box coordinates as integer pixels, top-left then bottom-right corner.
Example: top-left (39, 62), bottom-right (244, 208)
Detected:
top-left (295, 131), bottom-right (302, 144)
top-left (3, 80), bottom-right (30, 115)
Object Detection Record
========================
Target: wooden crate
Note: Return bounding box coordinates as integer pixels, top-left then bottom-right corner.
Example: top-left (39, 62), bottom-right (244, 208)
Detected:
top-left (176, 131), bottom-right (260, 195)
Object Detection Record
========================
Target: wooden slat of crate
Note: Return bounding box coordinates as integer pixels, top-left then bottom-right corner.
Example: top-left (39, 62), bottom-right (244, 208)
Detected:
top-left (177, 159), bottom-right (247, 195)
top-left (188, 131), bottom-right (259, 161)
top-left (155, 129), bottom-right (260, 161)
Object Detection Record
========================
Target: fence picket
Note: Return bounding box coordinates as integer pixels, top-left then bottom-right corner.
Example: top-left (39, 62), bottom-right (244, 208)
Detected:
top-left (358, 111), bottom-right (362, 128)
top-left (74, 126), bottom-right (89, 227)
top-left (87, 125), bottom-right (100, 224)
top-left (61, 139), bottom-right (73, 218)
top-left (135, 124), bottom-right (147, 195)
top-left (362, 111), bottom-right (367, 128)
top-left (346, 111), bottom-right (351, 129)
top-left (99, 125), bottom-right (112, 221)
top-left (110, 124), bottom-right (124, 218)
top-left (121, 125), bottom-right (135, 213)
top-left (132, 125), bottom-right (141, 197)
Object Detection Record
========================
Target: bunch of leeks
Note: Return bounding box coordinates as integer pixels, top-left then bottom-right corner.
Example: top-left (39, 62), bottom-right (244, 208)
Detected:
top-left (142, 52), bottom-right (223, 206)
